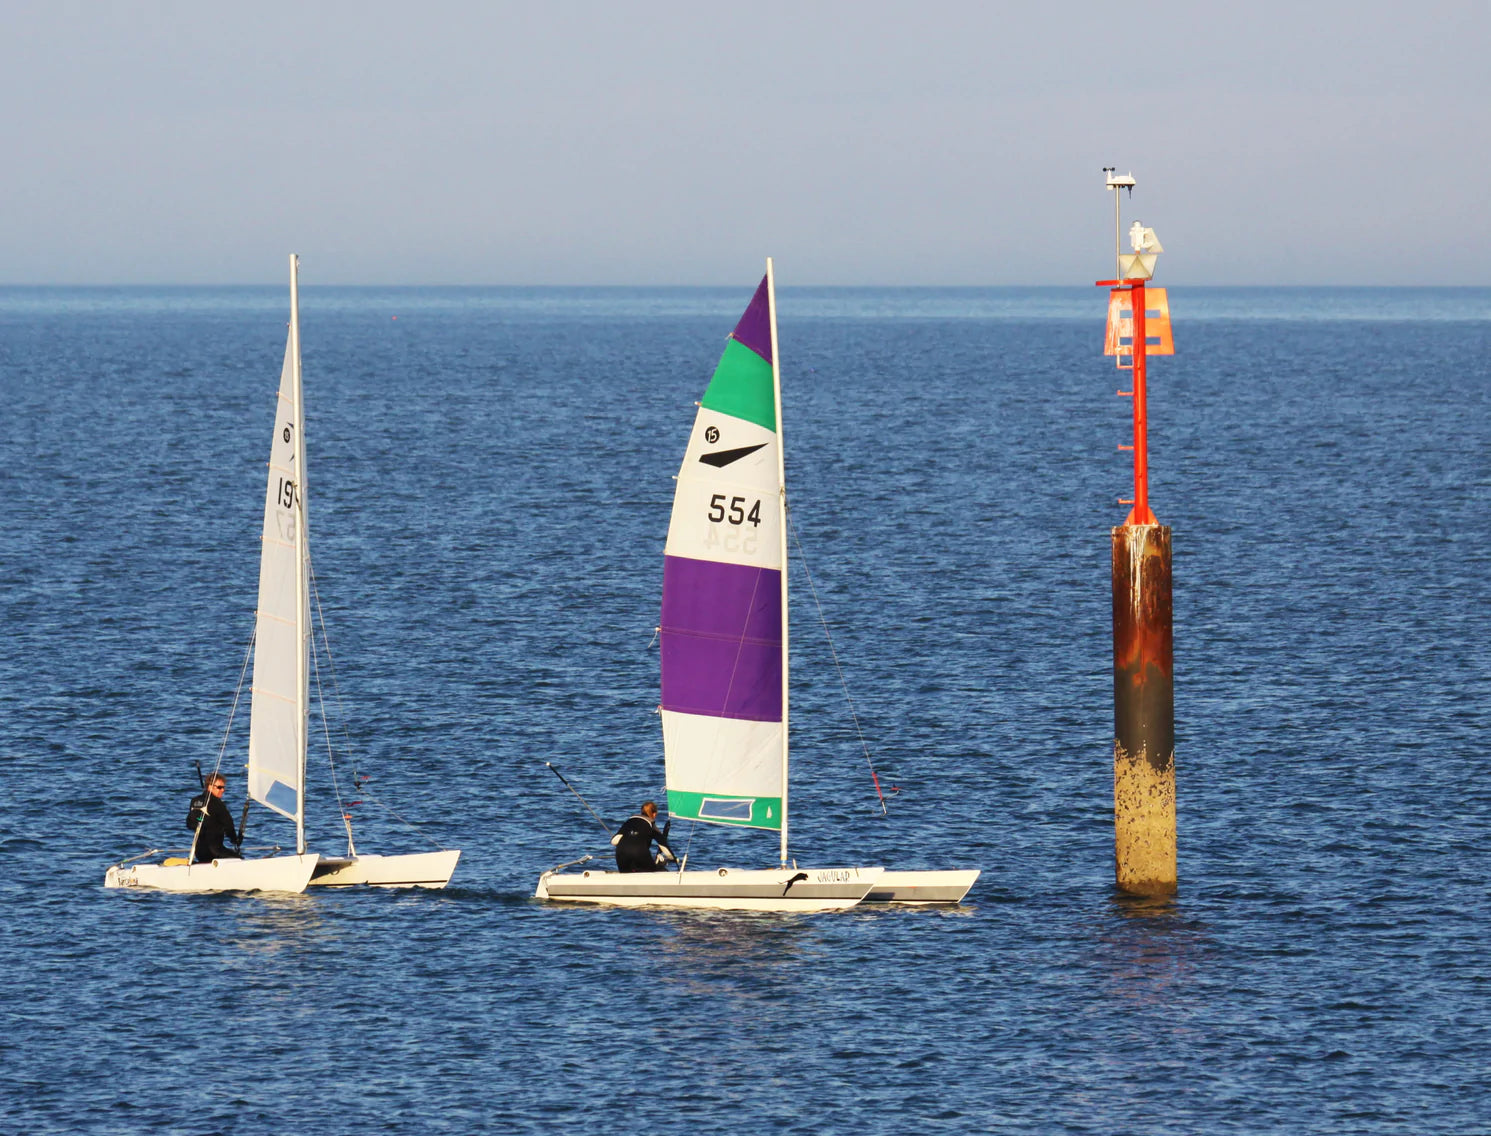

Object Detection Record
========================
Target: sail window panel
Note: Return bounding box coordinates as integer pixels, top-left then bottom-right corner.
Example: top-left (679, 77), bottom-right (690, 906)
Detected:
top-left (700, 798), bottom-right (752, 821)
top-left (666, 789), bottom-right (784, 830)
top-left (262, 779), bottom-right (299, 817)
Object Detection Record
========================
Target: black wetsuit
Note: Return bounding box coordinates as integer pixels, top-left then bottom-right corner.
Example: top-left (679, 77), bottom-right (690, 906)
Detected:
top-left (612, 814), bottom-right (674, 873)
top-left (187, 792), bottom-right (241, 862)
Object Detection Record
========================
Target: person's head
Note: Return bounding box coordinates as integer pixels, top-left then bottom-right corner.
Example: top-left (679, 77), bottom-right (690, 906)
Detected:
top-left (641, 800), bottom-right (658, 821)
top-left (207, 774), bottom-right (226, 797)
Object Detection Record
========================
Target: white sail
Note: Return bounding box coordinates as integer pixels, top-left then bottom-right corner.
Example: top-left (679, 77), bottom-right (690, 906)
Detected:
top-left (247, 272), bottom-right (307, 831)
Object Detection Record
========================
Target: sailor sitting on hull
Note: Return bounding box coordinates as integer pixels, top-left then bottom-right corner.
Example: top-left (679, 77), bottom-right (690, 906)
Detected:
top-left (187, 772), bottom-right (242, 863)
top-left (612, 800), bottom-right (675, 872)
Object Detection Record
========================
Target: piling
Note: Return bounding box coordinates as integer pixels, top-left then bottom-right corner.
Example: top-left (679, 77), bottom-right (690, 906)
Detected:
top-left (1111, 522), bottom-right (1175, 894)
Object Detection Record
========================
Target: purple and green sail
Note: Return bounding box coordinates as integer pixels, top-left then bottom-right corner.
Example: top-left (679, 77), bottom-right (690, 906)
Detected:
top-left (660, 275), bottom-right (785, 830)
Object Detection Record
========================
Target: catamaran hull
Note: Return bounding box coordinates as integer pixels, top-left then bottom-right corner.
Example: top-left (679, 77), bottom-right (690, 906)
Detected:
top-left (535, 865), bottom-right (883, 912)
top-left (103, 854), bottom-right (319, 894)
top-left (308, 850), bottom-right (461, 888)
top-left (864, 869), bottom-right (980, 904)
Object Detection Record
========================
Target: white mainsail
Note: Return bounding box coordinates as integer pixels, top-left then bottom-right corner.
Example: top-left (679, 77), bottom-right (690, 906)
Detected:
top-left (247, 257), bottom-right (308, 847)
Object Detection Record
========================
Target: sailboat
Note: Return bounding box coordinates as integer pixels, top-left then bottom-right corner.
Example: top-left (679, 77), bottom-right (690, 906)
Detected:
top-left (105, 255), bottom-right (460, 894)
top-left (536, 260), bottom-right (886, 911)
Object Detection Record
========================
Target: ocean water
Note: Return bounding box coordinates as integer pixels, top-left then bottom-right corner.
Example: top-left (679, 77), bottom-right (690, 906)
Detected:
top-left (1, 285), bottom-right (1488, 1134)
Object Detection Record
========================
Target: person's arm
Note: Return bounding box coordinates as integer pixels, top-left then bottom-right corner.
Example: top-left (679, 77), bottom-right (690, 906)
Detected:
top-left (213, 798), bottom-right (239, 845)
top-left (653, 821), bottom-right (676, 862)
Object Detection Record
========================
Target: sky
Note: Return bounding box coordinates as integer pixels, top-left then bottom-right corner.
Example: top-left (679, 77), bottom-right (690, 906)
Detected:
top-left (1, 1), bottom-right (1487, 285)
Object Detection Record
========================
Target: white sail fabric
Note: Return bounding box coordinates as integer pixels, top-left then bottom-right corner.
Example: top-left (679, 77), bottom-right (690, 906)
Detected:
top-left (247, 332), bottom-right (305, 820)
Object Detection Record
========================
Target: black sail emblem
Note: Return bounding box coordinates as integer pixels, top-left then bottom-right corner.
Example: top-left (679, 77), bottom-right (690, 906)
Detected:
top-left (699, 442), bottom-right (767, 469)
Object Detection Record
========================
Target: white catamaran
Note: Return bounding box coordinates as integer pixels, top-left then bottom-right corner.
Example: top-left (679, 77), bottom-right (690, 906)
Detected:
top-left (537, 260), bottom-right (971, 910)
top-left (105, 255), bottom-right (460, 894)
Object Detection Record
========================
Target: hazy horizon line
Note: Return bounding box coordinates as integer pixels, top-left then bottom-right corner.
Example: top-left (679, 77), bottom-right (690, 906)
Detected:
top-left (2, 281), bottom-right (1488, 290)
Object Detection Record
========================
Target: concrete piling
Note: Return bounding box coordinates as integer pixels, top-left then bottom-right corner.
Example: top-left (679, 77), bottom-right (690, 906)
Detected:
top-left (1111, 522), bottom-right (1176, 894)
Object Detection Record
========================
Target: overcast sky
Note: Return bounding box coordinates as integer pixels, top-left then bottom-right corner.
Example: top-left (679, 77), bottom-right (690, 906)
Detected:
top-left (1, 1), bottom-right (1486, 285)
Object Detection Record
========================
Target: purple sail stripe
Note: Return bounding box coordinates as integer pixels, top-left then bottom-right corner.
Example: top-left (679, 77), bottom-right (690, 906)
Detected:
top-left (660, 555), bottom-right (782, 722)
top-left (729, 275), bottom-right (772, 363)
top-left (661, 556), bottom-right (782, 642)
top-left (660, 634), bottom-right (782, 721)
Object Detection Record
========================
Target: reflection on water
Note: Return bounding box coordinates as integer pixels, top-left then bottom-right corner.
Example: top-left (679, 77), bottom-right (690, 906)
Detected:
top-left (231, 892), bottom-right (328, 954)
top-left (1094, 891), bottom-right (1211, 1013)
top-left (1108, 890), bottom-right (1181, 922)
top-left (647, 910), bottom-right (828, 1003)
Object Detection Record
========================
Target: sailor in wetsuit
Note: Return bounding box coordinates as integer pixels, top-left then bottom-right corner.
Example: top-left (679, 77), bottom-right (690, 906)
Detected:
top-left (187, 772), bottom-right (242, 863)
top-left (611, 800), bottom-right (676, 872)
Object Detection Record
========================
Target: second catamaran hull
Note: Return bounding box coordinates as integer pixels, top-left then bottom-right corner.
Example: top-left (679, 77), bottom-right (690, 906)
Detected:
top-left (864, 869), bottom-right (980, 904)
top-left (535, 865), bottom-right (883, 912)
top-left (103, 854), bottom-right (319, 894)
top-left (308, 850), bottom-right (461, 888)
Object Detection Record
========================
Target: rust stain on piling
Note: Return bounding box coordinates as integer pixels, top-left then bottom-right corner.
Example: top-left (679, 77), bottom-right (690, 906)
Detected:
top-left (1111, 523), bottom-right (1176, 894)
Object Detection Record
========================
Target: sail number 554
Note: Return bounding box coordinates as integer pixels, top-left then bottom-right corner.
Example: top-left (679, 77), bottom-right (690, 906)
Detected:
top-left (707, 494), bottom-right (762, 527)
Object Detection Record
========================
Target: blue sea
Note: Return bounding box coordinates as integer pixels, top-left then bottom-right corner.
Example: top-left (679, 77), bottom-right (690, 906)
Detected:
top-left (1, 285), bottom-right (1488, 1134)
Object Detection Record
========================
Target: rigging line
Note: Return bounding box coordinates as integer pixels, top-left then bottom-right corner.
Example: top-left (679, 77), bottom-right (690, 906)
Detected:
top-left (307, 564), bottom-right (352, 849)
top-left (211, 626), bottom-right (257, 781)
top-left (786, 507), bottom-right (887, 816)
top-left (193, 626), bottom-right (256, 863)
top-left (543, 762), bottom-right (613, 837)
top-left (307, 592), bottom-right (353, 856)
top-left (307, 559), bottom-right (447, 852)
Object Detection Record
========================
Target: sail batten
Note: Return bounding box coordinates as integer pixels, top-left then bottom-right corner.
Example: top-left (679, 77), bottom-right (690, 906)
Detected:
top-left (661, 271), bottom-right (786, 833)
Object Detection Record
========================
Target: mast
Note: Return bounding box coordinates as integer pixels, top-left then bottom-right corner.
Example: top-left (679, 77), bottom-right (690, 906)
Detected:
top-left (766, 257), bottom-right (788, 868)
top-left (289, 253), bottom-right (308, 856)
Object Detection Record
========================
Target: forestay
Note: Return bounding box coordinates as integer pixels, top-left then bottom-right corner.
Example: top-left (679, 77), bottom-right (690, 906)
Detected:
top-left (660, 277), bottom-right (786, 831)
top-left (247, 330), bottom-right (307, 825)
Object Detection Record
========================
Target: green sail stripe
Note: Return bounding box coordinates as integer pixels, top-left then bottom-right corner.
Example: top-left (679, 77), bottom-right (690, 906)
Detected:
top-left (667, 789), bottom-right (783, 832)
top-left (700, 339), bottom-right (775, 432)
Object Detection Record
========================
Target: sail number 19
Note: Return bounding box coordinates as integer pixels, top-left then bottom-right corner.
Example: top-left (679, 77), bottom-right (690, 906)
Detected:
top-left (708, 494), bottom-right (762, 527)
